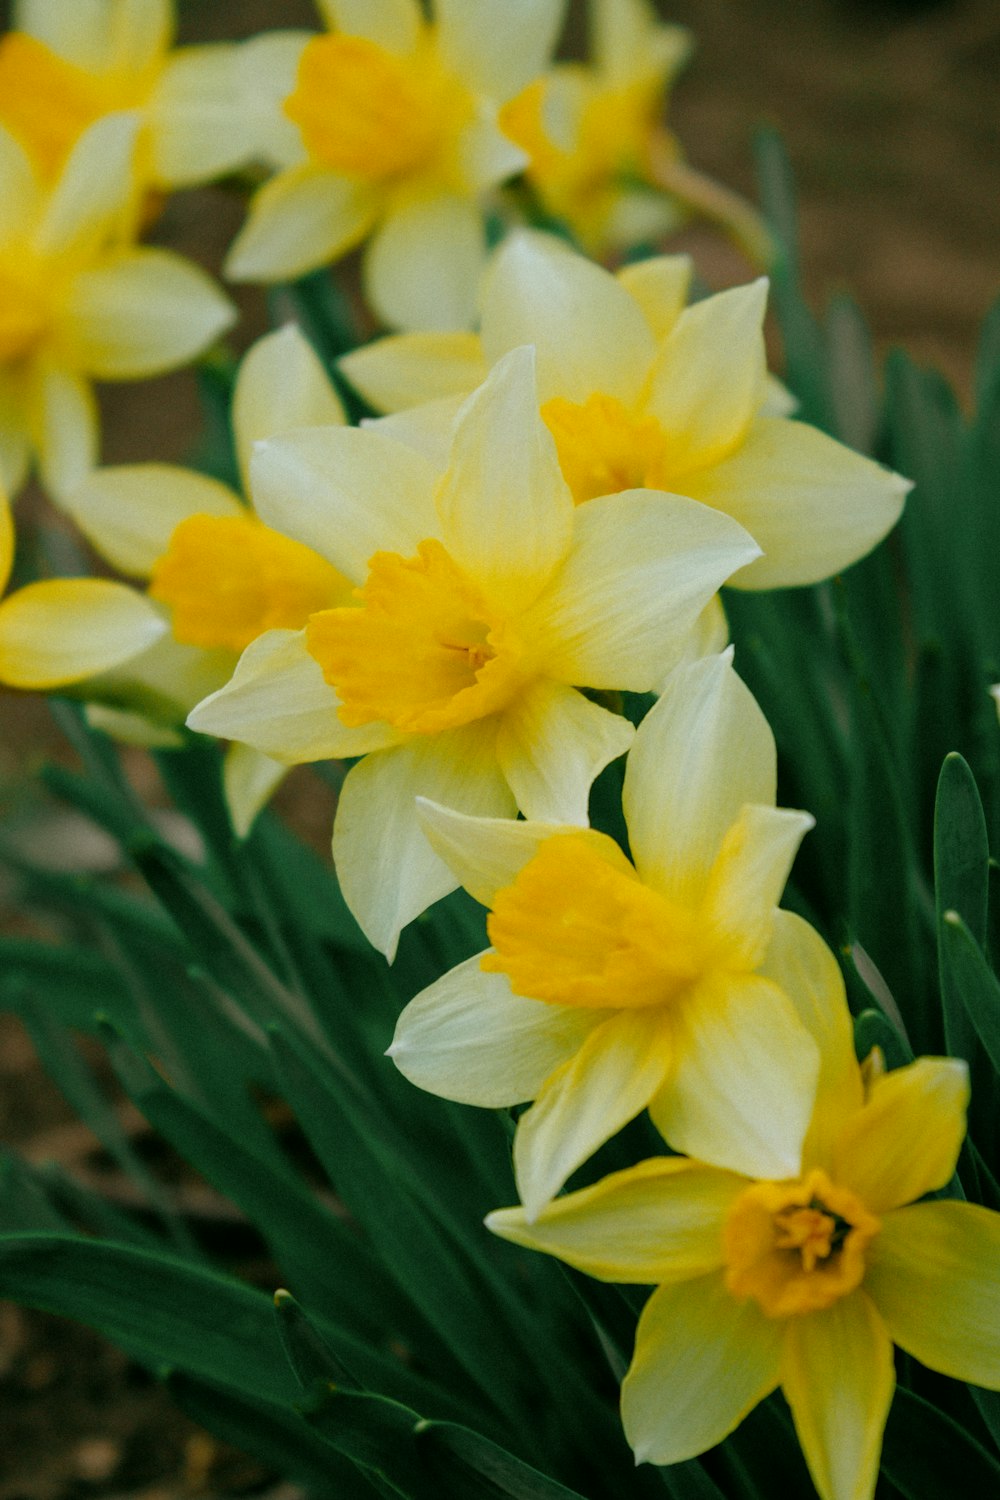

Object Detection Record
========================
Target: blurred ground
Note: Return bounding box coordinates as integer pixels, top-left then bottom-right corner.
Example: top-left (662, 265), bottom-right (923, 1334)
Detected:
top-left (1, 0), bottom-right (998, 1494)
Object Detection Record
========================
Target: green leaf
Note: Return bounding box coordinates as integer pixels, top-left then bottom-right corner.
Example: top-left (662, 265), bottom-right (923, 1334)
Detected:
top-left (852, 1008), bottom-right (913, 1073)
top-left (414, 1420), bottom-right (590, 1500)
top-left (939, 911), bottom-right (1000, 1075)
top-left (881, 1386), bottom-right (1000, 1497)
top-left (274, 1288), bottom-right (358, 1386)
top-left (0, 939), bottom-right (137, 1035)
top-left (935, 754), bottom-right (990, 1063)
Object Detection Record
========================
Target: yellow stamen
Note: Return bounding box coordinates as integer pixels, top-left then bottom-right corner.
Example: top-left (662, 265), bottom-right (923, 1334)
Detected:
top-left (306, 539), bottom-right (524, 735)
top-left (148, 513), bottom-right (348, 654)
top-left (284, 32), bottom-right (472, 185)
top-left (541, 393), bottom-right (673, 505)
top-left (483, 831), bottom-right (701, 1009)
top-left (723, 1168), bottom-right (880, 1318)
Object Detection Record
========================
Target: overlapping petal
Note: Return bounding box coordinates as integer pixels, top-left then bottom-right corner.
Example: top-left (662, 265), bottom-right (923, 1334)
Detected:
top-left (63, 464), bottom-right (243, 577)
top-left (317, 0), bottom-right (421, 52)
top-left (415, 800), bottom-right (570, 908)
top-left (364, 194), bottom-right (486, 332)
top-left (226, 165), bottom-right (377, 283)
top-left (339, 331), bottom-right (487, 414)
top-left (0, 578), bottom-right (166, 689)
top-left (495, 679), bottom-right (633, 823)
top-left (436, 0), bottom-right (566, 102)
top-left (231, 324), bottom-right (346, 494)
top-left (699, 803), bottom-right (815, 968)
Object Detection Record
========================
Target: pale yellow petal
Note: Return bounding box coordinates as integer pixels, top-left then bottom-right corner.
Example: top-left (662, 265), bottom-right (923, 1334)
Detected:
top-left (496, 679), bottom-right (633, 822)
top-left (15, 0), bottom-right (112, 67)
top-left (0, 578), bottom-right (166, 689)
top-left (622, 1274), bottom-right (783, 1464)
top-left (700, 803), bottom-right (814, 968)
top-left (64, 249), bottom-right (235, 379)
top-left (89, 630), bottom-right (232, 720)
top-left (644, 279), bottom-right (769, 476)
top-left (759, 374), bottom-right (797, 418)
top-left (480, 230), bottom-right (657, 405)
top-left (652, 973), bottom-right (818, 1180)
top-left (226, 166), bottom-right (377, 283)
top-left (222, 742), bottom-right (287, 839)
top-left (436, 0), bottom-right (566, 101)
top-left (363, 396), bottom-right (462, 468)
top-left (149, 44), bottom-right (255, 188)
top-left (0, 124), bottom-right (38, 240)
top-left (62, 464), bottom-right (243, 577)
top-left (232, 30), bottom-right (311, 171)
top-left (833, 1057), bottom-right (969, 1213)
top-left (33, 366), bottom-right (98, 504)
top-left (339, 331), bottom-right (486, 414)
top-left (233, 324), bottom-right (345, 496)
top-left (0, 487), bottom-right (13, 595)
top-left (682, 418), bottom-right (911, 591)
top-left (522, 491), bottom-right (759, 692)
top-left (590, 0), bottom-right (692, 84)
top-left (364, 194), bottom-right (485, 332)
top-left (781, 1294), bottom-right (895, 1500)
top-left (84, 703), bottom-right (183, 749)
top-left (333, 720), bottom-right (516, 960)
top-left (389, 953), bottom-right (600, 1107)
top-left (436, 346), bottom-right (573, 612)
top-left (187, 628), bottom-right (401, 763)
top-left (623, 650), bottom-right (775, 904)
top-left (107, 0), bottom-right (172, 73)
top-left (415, 799), bottom-right (572, 908)
top-left (615, 254), bottom-right (692, 340)
top-left (36, 112), bottom-right (138, 257)
top-left (458, 104), bottom-right (527, 190)
top-left (514, 1007), bottom-right (672, 1219)
top-left (317, 0), bottom-right (421, 52)
top-left (249, 426), bottom-right (439, 581)
top-left (866, 1200), bottom-right (1000, 1388)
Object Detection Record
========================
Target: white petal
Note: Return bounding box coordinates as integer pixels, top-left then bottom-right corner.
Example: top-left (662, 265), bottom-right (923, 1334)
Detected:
top-left (522, 490), bottom-right (759, 691)
top-left (480, 231), bottom-right (657, 405)
top-left (436, 0), bottom-right (566, 101)
top-left (436, 346), bottom-right (573, 612)
top-left (0, 579), bottom-right (166, 689)
top-left (700, 803), bottom-right (815, 969)
top-left (682, 418), bottom-right (911, 591)
top-left (363, 397), bottom-right (462, 468)
top-left (62, 464), bottom-right (243, 576)
top-left (339, 332), bottom-right (486, 414)
top-left (623, 650), bottom-right (775, 905)
top-left (458, 103), bottom-right (527, 190)
top-left (64, 249), bottom-right (235, 379)
top-left (36, 113), bottom-right (138, 257)
top-left (496, 679), bottom-right (633, 822)
top-left (149, 44), bottom-right (256, 188)
top-left (187, 628), bottom-right (401, 763)
top-left (222, 743), bottom-right (288, 840)
top-left (389, 953), bottom-right (599, 1107)
top-left (416, 799), bottom-right (571, 907)
top-left (317, 0), bottom-right (422, 51)
top-left (615, 254), bottom-right (692, 340)
top-left (232, 30), bottom-right (311, 171)
top-left (250, 426), bottom-right (439, 580)
top-left (333, 721), bottom-right (516, 960)
top-left (226, 166), bottom-right (377, 283)
top-left (233, 325), bottom-right (345, 495)
top-left (33, 366), bottom-right (98, 504)
top-left (364, 194), bottom-right (486, 332)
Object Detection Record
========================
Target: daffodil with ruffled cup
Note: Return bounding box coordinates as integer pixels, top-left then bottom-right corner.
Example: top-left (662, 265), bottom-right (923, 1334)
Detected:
top-left (187, 347), bottom-right (760, 958)
top-left (341, 231), bottom-right (910, 590)
top-left (389, 649), bottom-right (821, 1217)
top-left (487, 957), bottom-right (1000, 1500)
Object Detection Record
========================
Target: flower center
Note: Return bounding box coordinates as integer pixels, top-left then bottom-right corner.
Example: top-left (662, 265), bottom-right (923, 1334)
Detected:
top-left (483, 831), bottom-right (701, 1009)
top-left (0, 245), bottom-right (51, 364)
top-left (723, 1168), bottom-right (881, 1318)
top-left (306, 539), bottom-right (525, 735)
top-left (541, 393), bottom-right (674, 504)
top-left (148, 513), bottom-right (349, 654)
top-left (284, 32), bottom-right (472, 184)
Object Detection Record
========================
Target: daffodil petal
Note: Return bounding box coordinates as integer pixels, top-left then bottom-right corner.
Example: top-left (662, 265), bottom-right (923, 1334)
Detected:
top-left (781, 1294), bottom-right (895, 1500)
top-left (62, 464), bottom-right (243, 577)
top-left (0, 124), bottom-right (37, 240)
top-left (339, 331), bottom-right (486, 414)
top-left (0, 487), bottom-right (15, 594)
top-left (36, 112), bottom-right (138, 257)
top-left (590, 0), bottom-right (692, 83)
top-left (110, 0), bottom-right (174, 71)
top-left (250, 426), bottom-right (439, 581)
top-left (363, 397), bottom-right (463, 468)
top-left (334, 722), bottom-right (516, 959)
top-left (187, 628), bottom-right (400, 762)
top-left (833, 1057), bottom-right (969, 1213)
top-left (623, 650), bottom-right (775, 904)
top-left (487, 1156), bottom-right (740, 1284)
top-left (437, 347), bottom-right (573, 612)
top-left (459, 105), bottom-right (527, 190)
top-left (416, 799), bottom-right (572, 907)
top-left (221, 743), bottom-right (287, 840)
top-left (644, 279), bottom-right (769, 474)
top-left (364, 194), bottom-right (486, 332)
top-left (232, 30), bottom-right (311, 170)
top-left (652, 972), bottom-right (818, 1179)
top-left (389, 953), bottom-right (600, 1107)
top-left (15, 0), bottom-right (116, 68)
top-left (866, 1200), bottom-right (1000, 1388)
top-left (514, 1007), bottom-right (672, 1220)
top-left (701, 803), bottom-right (814, 968)
top-left (615, 253), bottom-right (692, 340)
top-left (480, 231), bottom-right (657, 405)
top-left (33, 366), bottom-right (98, 503)
top-left (149, 44), bottom-right (252, 188)
top-left (316, 0), bottom-right (421, 52)
top-left (759, 374), bottom-right (797, 417)
top-left (436, 0), bottom-right (565, 101)
top-left (233, 325), bottom-right (345, 495)
top-left (0, 579), bottom-right (166, 689)
top-left (524, 491), bottom-right (759, 692)
top-left (226, 165), bottom-right (378, 283)
top-left (622, 1273), bottom-right (783, 1465)
top-left (681, 418), bottom-right (911, 590)
top-left (496, 679), bottom-right (633, 822)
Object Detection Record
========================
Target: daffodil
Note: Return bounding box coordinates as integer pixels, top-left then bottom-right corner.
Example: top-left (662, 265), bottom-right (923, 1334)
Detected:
top-left (60, 324), bottom-right (351, 835)
top-left (0, 112), bottom-right (234, 501)
top-left (388, 648), bottom-right (820, 1215)
top-left (225, 0), bottom-right (566, 330)
top-left (0, 0), bottom-right (248, 192)
top-left (187, 347), bottom-right (759, 957)
top-left (341, 231), bottom-right (910, 590)
top-left (488, 957), bottom-right (1000, 1500)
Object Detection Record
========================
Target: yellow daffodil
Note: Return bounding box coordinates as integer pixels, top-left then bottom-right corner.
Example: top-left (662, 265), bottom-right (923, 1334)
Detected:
top-left (225, 0), bottom-right (566, 330)
top-left (0, 0), bottom-right (248, 192)
top-left (59, 324), bottom-right (351, 835)
top-left (187, 347), bottom-right (759, 957)
top-left (0, 112), bottom-right (234, 501)
top-left (0, 483), bottom-right (165, 692)
top-left (389, 649), bottom-right (820, 1215)
top-left (341, 231), bottom-right (910, 590)
top-left (488, 959), bottom-right (1000, 1500)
